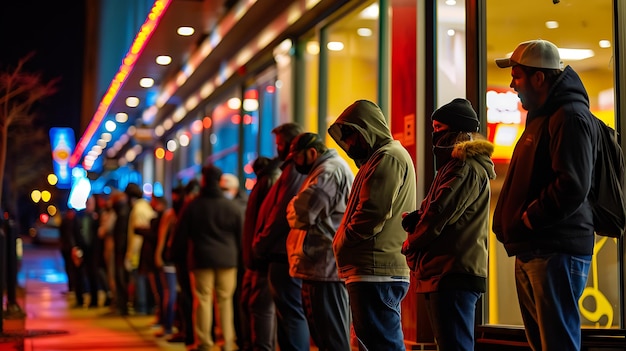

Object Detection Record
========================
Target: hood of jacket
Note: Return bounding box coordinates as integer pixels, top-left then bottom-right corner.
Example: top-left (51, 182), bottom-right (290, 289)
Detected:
top-left (528, 65), bottom-right (590, 122)
top-left (451, 138), bottom-right (496, 179)
top-left (328, 100), bottom-right (393, 165)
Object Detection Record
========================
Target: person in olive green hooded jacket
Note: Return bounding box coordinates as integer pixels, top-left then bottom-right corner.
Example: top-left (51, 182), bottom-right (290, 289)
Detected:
top-left (328, 99), bottom-right (417, 351)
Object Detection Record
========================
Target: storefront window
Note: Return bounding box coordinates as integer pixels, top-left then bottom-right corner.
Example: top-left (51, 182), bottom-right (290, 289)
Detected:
top-left (207, 90), bottom-right (242, 176)
top-left (437, 0), bottom-right (466, 105)
top-left (242, 69), bottom-right (279, 191)
top-left (486, 0), bottom-right (617, 328)
top-left (303, 34), bottom-right (319, 134)
top-left (324, 0), bottom-right (378, 173)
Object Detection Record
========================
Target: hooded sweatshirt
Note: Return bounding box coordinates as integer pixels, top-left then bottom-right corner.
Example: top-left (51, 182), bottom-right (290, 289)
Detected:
top-left (404, 137), bottom-right (496, 293)
top-left (493, 66), bottom-right (600, 256)
top-left (328, 100), bottom-right (416, 281)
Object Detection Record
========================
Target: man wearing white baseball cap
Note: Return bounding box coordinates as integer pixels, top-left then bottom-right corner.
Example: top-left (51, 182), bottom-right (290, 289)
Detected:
top-left (492, 39), bottom-right (599, 351)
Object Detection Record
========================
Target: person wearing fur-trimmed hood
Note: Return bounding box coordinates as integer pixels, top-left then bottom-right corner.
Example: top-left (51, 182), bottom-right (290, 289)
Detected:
top-left (401, 98), bottom-right (496, 351)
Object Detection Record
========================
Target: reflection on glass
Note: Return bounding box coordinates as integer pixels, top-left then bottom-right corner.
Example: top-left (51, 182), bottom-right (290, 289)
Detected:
top-left (486, 0), bottom-right (616, 328)
top-left (325, 0), bottom-right (377, 174)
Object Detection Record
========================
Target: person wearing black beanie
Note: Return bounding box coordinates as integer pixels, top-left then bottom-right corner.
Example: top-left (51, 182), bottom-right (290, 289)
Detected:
top-left (430, 98), bottom-right (479, 132)
top-left (402, 97), bottom-right (495, 351)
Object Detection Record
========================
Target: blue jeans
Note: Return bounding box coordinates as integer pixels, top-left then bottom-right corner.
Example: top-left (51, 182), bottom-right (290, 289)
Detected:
top-left (424, 290), bottom-right (481, 351)
top-left (268, 261), bottom-right (309, 351)
top-left (347, 281), bottom-right (409, 351)
top-left (515, 251), bottom-right (591, 351)
top-left (241, 269), bottom-right (276, 351)
top-left (132, 269), bottom-right (148, 314)
top-left (161, 270), bottom-right (178, 333)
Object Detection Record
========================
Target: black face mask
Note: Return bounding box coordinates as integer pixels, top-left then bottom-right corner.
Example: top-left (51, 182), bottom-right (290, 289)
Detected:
top-left (433, 145), bottom-right (454, 170)
top-left (347, 145), bottom-right (369, 161)
top-left (294, 154), bottom-right (314, 174)
top-left (432, 130), bottom-right (447, 147)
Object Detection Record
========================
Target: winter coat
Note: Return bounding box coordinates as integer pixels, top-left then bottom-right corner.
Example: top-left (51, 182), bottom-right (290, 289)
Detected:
top-left (286, 149), bottom-right (354, 281)
top-left (493, 66), bottom-right (600, 256)
top-left (404, 138), bottom-right (496, 293)
top-left (242, 158), bottom-right (281, 270)
top-left (252, 160), bottom-right (306, 263)
top-left (328, 100), bottom-right (416, 280)
top-left (174, 185), bottom-right (243, 270)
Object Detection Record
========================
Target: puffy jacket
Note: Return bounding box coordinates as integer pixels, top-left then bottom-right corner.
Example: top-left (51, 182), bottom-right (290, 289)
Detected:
top-left (328, 100), bottom-right (416, 280)
top-left (286, 149), bottom-right (354, 281)
top-left (493, 66), bottom-right (599, 256)
top-left (404, 138), bottom-right (496, 293)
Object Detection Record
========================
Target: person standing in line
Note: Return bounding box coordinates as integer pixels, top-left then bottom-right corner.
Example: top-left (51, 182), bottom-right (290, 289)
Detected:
top-left (286, 132), bottom-right (354, 351)
top-left (74, 196), bottom-right (101, 308)
top-left (125, 183), bottom-right (156, 315)
top-left (220, 173), bottom-right (249, 350)
top-left (111, 190), bottom-right (131, 315)
top-left (401, 99), bottom-right (496, 351)
top-left (138, 196), bottom-right (167, 322)
top-left (98, 194), bottom-right (118, 309)
top-left (328, 100), bottom-right (416, 350)
top-left (252, 123), bottom-right (309, 351)
top-left (240, 156), bottom-right (281, 351)
top-left (175, 164), bottom-right (243, 351)
top-left (155, 186), bottom-right (185, 338)
top-left (59, 209), bottom-right (79, 298)
top-left (493, 39), bottom-right (599, 351)
top-left (166, 180), bottom-right (201, 349)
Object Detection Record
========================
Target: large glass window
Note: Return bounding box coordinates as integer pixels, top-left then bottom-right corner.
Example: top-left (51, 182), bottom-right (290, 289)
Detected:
top-left (486, 0), bottom-right (617, 328)
top-left (206, 90), bottom-right (242, 176)
top-left (324, 0), bottom-right (379, 173)
top-left (437, 0), bottom-right (466, 105)
top-left (242, 67), bottom-right (279, 191)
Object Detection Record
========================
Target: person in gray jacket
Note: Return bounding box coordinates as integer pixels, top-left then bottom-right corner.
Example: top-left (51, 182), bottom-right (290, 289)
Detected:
top-left (328, 100), bottom-right (416, 351)
top-left (401, 98), bottom-right (496, 351)
top-left (286, 132), bottom-right (354, 351)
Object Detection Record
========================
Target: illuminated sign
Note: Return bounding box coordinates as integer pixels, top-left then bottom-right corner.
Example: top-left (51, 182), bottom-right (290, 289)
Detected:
top-left (49, 127), bottom-right (75, 189)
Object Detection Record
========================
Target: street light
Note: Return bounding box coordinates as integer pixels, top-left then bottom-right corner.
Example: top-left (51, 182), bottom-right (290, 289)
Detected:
top-left (41, 191), bottom-right (51, 203)
top-left (47, 174), bottom-right (58, 185)
top-left (31, 190), bottom-right (41, 203)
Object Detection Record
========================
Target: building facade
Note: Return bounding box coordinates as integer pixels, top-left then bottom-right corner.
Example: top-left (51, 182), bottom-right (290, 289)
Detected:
top-left (74, 0), bottom-right (626, 348)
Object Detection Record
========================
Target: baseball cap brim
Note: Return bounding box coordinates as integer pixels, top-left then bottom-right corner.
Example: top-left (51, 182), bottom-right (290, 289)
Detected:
top-left (495, 57), bottom-right (515, 68)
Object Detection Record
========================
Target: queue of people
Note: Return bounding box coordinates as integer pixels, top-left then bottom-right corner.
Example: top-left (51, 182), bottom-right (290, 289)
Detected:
top-left (57, 38), bottom-right (598, 351)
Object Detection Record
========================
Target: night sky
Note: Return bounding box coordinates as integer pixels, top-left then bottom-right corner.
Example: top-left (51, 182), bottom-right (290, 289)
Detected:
top-left (0, 1), bottom-right (86, 135)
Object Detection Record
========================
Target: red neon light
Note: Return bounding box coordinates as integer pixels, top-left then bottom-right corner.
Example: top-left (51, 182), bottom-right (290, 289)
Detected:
top-left (70, 0), bottom-right (173, 167)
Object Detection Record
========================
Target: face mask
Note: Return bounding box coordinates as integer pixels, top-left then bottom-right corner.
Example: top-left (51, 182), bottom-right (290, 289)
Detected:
top-left (432, 130), bottom-right (447, 147)
top-left (346, 145), bottom-right (369, 161)
top-left (294, 153), bottom-right (314, 175)
top-left (433, 145), bottom-right (454, 170)
top-left (223, 192), bottom-right (235, 200)
top-left (295, 162), bottom-right (313, 175)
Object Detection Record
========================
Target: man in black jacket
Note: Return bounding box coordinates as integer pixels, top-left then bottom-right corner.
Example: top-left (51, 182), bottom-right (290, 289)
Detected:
top-left (493, 39), bottom-right (599, 351)
top-left (174, 165), bottom-right (243, 351)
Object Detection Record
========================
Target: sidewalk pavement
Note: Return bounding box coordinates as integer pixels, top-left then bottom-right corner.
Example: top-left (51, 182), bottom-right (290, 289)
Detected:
top-left (0, 241), bottom-right (191, 351)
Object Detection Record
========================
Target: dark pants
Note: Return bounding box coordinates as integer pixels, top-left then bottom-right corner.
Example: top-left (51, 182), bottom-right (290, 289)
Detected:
top-left (241, 268), bottom-right (276, 351)
top-left (268, 261), bottom-right (309, 351)
top-left (424, 290), bottom-right (481, 351)
top-left (347, 281), bottom-right (409, 351)
top-left (302, 280), bottom-right (351, 351)
top-left (61, 249), bottom-right (76, 292)
top-left (114, 262), bottom-right (129, 314)
top-left (175, 263), bottom-right (195, 346)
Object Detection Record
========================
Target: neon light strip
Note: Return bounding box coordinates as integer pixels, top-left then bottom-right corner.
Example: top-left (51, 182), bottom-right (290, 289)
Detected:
top-left (70, 0), bottom-right (172, 168)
